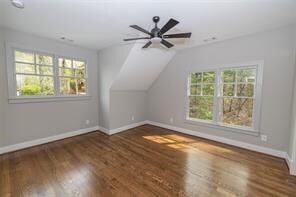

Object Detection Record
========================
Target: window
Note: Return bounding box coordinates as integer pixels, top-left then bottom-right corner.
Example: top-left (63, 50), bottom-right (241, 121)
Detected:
top-left (8, 47), bottom-right (89, 102)
top-left (15, 50), bottom-right (54, 96)
top-left (189, 71), bottom-right (216, 121)
top-left (187, 62), bottom-right (263, 133)
top-left (220, 67), bottom-right (256, 128)
top-left (58, 58), bottom-right (87, 96)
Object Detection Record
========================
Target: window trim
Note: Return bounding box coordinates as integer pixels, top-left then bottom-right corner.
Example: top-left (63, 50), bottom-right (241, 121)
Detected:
top-left (185, 60), bottom-right (263, 135)
top-left (6, 42), bottom-right (90, 103)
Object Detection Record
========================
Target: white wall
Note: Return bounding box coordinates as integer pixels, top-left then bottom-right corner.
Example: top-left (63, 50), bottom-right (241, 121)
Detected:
top-left (0, 29), bottom-right (5, 147)
top-left (97, 44), bottom-right (133, 129)
top-left (148, 26), bottom-right (296, 152)
top-left (0, 28), bottom-right (99, 147)
top-left (111, 43), bottom-right (175, 90)
top-left (97, 43), bottom-right (150, 130)
top-left (110, 90), bottom-right (147, 129)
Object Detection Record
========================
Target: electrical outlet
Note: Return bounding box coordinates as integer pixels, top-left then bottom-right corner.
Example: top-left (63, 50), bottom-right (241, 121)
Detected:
top-left (261, 134), bottom-right (267, 142)
top-left (169, 117), bottom-right (174, 123)
top-left (86, 120), bottom-right (90, 125)
top-left (131, 115), bottom-right (135, 121)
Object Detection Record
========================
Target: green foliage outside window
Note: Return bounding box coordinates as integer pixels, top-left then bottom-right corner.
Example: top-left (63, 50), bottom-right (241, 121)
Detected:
top-left (15, 51), bottom-right (54, 96)
top-left (189, 71), bottom-right (215, 121)
top-left (22, 84), bottom-right (41, 95)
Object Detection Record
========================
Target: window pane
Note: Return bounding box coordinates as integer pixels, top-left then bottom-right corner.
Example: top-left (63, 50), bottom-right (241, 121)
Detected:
top-left (16, 74), bottom-right (54, 96)
top-left (189, 108), bottom-right (198, 119)
top-left (15, 50), bottom-right (34, 63)
top-left (59, 78), bottom-right (86, 95)
top-left (189, 96), bottom-right (214, 120)
top-left (237, 68), bottom-right (256, 83)
top-left (203, 71), bottom-right (215, 83)
top-left (36, 54), bottom-right (53, 65)
top-left (223, 84), bottom-right (235, 96)
top-left (75, 68), bottom-right (85, 78)
top-left (191, 73), bottom-right (202, 83)
top-left (37, 66), bottom-right (53, 75)
top-left (73, 60), bottom-right (85, 69)
top-left (189, 96), bottom-right (198, 108)
top-left (59, 68), bottom-right (74, 77)
top-left (237, 83), bottom-right (254, 97)
top-left (16, 63), bottom-right (35, 74)
top-left (59, 58), bottom-right (72, 68)
top-left (221, 98), bottom-right (253, 127)
top-left (190, 85), bottom-right (201, 95)
top-left (222, 70), bottom-right (236, 83)
top-left (202, 84), bottom-right (214, 96)
top-left (60, 77), bottom-right (77, 95)
top-left (77, 78), bottom-right (86, 95)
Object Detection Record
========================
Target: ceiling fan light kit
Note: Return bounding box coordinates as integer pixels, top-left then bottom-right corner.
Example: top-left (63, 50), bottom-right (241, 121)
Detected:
top-left (151, 37), bottom-right (162, 44)
top-left (11, 0), bottom-right (24, 9)
top-left (124, 16), bottom-right (192, 49)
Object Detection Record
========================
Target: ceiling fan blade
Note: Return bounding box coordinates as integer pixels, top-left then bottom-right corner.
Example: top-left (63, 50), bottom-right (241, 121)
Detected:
top-left (142, 41), bottom-right (152, 48)
top-left (130, 25), bottom-right (152, 35)
top-left (161, 39), bottom-right (174, 48)
top-left (163, 32), bottom-right (192, 39)
top-left (159, 18), bottom-right (179, 35)
top-left (123, 37), bottom-right (150, 41)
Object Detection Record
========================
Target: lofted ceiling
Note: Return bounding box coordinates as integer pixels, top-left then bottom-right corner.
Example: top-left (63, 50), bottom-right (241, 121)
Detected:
top-left (0, 0), bottom-right (296, 50)
top-left (111, 42), bottom-right (175, 90)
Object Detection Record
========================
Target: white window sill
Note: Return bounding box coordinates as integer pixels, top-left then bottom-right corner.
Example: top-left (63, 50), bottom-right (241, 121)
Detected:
top-left (8, 95), bottom-right (91, 104)
top-left (185, 118), bottom-right (260, 136)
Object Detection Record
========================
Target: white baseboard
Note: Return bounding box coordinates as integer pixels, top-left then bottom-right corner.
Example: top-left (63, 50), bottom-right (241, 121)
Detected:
top-left (285, 153), bottom-right (296, 176)
top-left (98, 121), bottom-right (147, 135)
top-left (110, 121), bottom-right (147, 135)
top-left (285, 153), bottom-right (294, 175)
top-left (98, 126), bottom-right (110, 135)
top-left (292, 162), bottom-right (296, 176)
top-left (0, 121), bottom-right (146, 155)
top-left (0, 126), bottom-right (99, 155)
top-left (146, 121), bottom-right (287, 159)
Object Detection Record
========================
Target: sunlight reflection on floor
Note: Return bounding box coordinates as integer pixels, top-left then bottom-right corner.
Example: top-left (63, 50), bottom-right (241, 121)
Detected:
top-left (142, 133), bottom-right (249, 195)
top-left (143, 134), bottom-right (234, 153)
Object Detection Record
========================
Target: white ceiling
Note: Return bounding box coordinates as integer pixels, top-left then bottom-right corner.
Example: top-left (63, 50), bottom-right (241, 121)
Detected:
top-left (111, 42), bottom-right (175, 90)
top-left (0, 0), bottom-right (296, 50)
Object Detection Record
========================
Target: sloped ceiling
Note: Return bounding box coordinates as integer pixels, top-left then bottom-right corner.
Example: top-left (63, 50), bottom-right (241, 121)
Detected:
top-left (111, 43), bottom-right (175, 90)
top-left (1, 0), bottom-right (296, 50)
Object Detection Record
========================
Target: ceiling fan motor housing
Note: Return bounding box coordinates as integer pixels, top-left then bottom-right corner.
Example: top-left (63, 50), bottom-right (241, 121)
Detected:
top-left (151, 27), bottom-right (160, 38)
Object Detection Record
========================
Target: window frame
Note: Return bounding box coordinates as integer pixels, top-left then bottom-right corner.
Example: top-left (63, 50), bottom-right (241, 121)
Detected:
top-left (185, 61), bottom-right (263, 135)
top-left (6, 42), bottom-right (90, 103)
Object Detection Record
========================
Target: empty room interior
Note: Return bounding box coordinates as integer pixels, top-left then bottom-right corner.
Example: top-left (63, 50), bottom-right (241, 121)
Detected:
top-left (1, 0), bottom-right (296, 196)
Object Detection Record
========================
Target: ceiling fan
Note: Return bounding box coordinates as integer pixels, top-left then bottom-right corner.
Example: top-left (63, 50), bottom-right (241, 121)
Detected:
top-left (123, 16), bottom-right (192, 49)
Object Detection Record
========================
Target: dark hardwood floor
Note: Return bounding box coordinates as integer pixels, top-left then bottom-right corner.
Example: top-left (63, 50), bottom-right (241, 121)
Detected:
top-left (1, 124), bottom-right (296, 197)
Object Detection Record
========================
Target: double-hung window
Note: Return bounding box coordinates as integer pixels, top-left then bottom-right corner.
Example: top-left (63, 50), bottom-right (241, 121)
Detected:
top-left (8, 47), bottom-right (89, 103)
top-left (187, 62), bottom-right (263, 133)
top-left (15, 50), bottom-right (55, 96)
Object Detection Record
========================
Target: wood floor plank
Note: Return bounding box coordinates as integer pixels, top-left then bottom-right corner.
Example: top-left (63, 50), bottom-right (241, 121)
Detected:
top-left (1, 124), bottom-right (296, 197)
